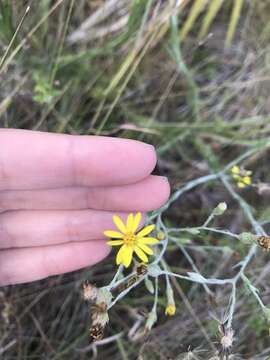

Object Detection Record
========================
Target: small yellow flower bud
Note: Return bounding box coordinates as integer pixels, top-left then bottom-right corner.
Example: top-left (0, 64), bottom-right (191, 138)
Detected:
top-left (237, 181), bottom-right (246, 189)
top-left (243, 176), bottom-right (251, 185)
top-left (165, 304), bottom-right (176, 316)
top-left (157, 231), bottom-right (165, 240)
top-left (231, 165), bottom-right (240, 174)
top-left (230, 166), bottom-right (252, 189)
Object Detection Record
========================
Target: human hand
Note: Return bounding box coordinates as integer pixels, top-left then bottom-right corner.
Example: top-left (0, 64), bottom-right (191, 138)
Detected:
top-left (0, 129), bottom-right (170, 285)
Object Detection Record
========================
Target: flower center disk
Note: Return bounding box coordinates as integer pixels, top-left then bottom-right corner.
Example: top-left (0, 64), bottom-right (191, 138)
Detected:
top-left (123, 232), bottom-right (136, 246)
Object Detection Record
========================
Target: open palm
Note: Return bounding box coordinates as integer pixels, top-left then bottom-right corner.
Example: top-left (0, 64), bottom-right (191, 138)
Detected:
top-left (0, 129), bottom-right (170, 285)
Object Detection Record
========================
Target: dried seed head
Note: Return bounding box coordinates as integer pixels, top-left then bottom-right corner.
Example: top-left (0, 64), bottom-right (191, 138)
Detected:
top-left (91, 302), bottom-right (108, 324)
top-left (90, 323), bottom-right (104, 342)
top-left (90, 302), bottom-right (109, 342)
top-left (219, 325), bottom-right (234, 352)
top-left (257, 235), bottom-right (270, 251)
top-left (82, 281), bottom-right (98, 301)
top-left (92, 303), bottom-right (109, 325)
top-left (136, 263), bottom-right (148, 276)
top-left (220, 333), bottom-right (233, 348)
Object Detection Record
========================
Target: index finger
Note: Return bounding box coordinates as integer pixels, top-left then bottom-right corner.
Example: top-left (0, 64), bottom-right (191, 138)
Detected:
top-left (0, 129), bottom-right (157, 190)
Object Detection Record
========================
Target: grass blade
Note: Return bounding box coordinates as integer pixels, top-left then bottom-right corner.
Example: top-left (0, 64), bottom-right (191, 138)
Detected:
top-left (198, 0), bottom-right (224, 41)
top-left (0, 5), bottom-right (30, 71)
top-left (179, 0), bottom-right (208, 41)
top-left (225, 0), bottom-right (244, 48)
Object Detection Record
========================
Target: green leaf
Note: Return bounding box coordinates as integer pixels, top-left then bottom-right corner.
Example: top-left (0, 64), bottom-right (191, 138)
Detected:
top-left (32, 71), bottom-right (60, 104)
top-left (144, 277), bottom-right (154, 294)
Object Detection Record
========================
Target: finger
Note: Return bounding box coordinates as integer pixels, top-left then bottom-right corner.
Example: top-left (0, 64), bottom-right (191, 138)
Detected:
top-left (0, 210), bottom-right (146, 249)
top-left (0, 129), bottom-right (156, 190)
top-left (0, 240), bottom-right (110, 286)
top-left (0, 175), bottom-right (170, 212)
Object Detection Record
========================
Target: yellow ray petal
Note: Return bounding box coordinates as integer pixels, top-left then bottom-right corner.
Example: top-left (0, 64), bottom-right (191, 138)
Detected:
top-left (116, 245), bottom-right (127, 265)
top-left (126, 213), bottom-right (134, 232)
top-left (138, 243), bottom-right (153, 255)
top-left (107, 240), bottom-right (124, 246)
top-left (132, 212), bottom-right (141, 233)
top-left (137, 224), bottom-right (155, 238)
top-left (139, 237), bottom-right (159, 245)
top-left (134, 246), bottom-right (148, 263)
top-left (122, 246), bottom-right (133, 268)
top-left (104, 230), bottom-right (124, 239)
top-left (113, 215), bottom-right (126, 233)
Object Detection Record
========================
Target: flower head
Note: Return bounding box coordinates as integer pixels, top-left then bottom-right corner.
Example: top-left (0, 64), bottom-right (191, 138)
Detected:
top-left (219, 324), bottom-right (234, 353)
top-left (82, 281), bottom-right (98, 301)
top-left (165, 304), bottom-right (176, 316)
top-left (257, 235), bottom-right (270, 251)
top-left (231, 165), bottom-right (252, 188)
top-left (104, 212), bottom-right (158, 268)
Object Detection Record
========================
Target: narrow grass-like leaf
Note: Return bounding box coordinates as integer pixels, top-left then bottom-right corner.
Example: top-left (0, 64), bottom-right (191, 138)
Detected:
top-left (198, 0), bottom-right (224, 41)
top-left (49, 0), bottom-right (75, 85)
top-left (179, 0), bottom-right (208, 41)
top-left (225, 0), bottom-right (244, 48)
top-left (104, 0), bottom-right (152, 96)
top-left (0, 0), bottom-right (65, 76)
top-left (0, 0), bottom-right (14, 42)
top-left (0, 5), bottom-right (30, 71)
top-left (171, 14), bottom-right (200, 121)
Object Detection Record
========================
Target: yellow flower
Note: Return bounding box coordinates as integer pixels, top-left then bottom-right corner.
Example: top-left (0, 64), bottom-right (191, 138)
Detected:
top-left (165, 304), bottom-right (176, 316)
top-left (230, 165), bottom-right (252, 189)
top-left (231, 165), bottom-right (240, 175)
top-left (104, 212), bottom-right (159, 268)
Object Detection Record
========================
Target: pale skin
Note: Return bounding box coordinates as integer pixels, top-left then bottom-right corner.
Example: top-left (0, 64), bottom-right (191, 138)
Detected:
top-left (0, 129), bottom-right (170, 286)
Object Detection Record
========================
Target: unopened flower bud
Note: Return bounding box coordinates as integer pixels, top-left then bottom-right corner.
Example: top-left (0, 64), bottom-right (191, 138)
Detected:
top-left (238, 232), bottom-right (257, 245)
top-left (157, 231), bottom-right (165, 240)
top-left (213, 202), bottom-right (227, 216)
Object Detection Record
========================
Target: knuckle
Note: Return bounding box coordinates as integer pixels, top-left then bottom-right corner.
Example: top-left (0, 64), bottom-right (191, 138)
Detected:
top-left (0, 193), bottom-right (5, 213)
top-left (67, 136), bottom-right (79, 186)
top-left (64, 215), bottom-right (81, 242)
top-left (86, 187), bottom-right (107, 210)
top-left (0, 253), bottom-right (13, 286)
top-left (0, 155), bottom-right (9, 189)
top-left (0, 213), bottom-right (13, 248)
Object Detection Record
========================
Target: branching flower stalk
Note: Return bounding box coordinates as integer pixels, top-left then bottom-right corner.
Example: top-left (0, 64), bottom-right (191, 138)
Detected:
top-left (83, 144), bottom-right (270, 346)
